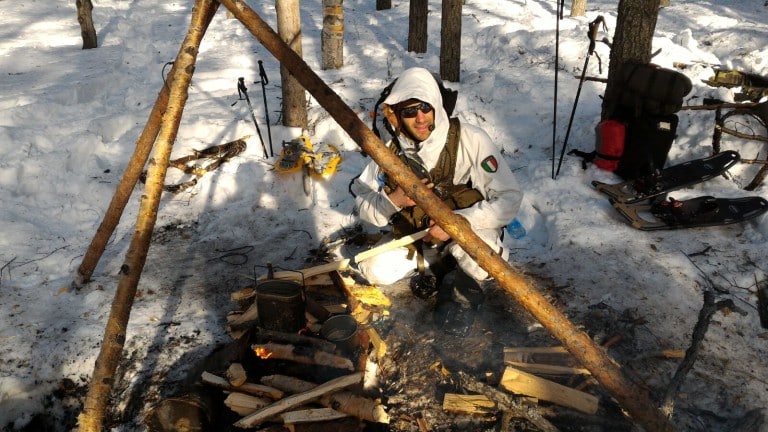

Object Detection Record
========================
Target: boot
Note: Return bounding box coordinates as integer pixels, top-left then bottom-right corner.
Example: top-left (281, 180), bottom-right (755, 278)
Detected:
top-left (432, 267), bottom-right (483, 336)
top-left (409, 255), bottom-right (457, 300)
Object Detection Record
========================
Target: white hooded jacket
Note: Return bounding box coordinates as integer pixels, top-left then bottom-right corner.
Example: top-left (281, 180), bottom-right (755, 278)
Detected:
top-left (354, 67), bottom-right (522, 235)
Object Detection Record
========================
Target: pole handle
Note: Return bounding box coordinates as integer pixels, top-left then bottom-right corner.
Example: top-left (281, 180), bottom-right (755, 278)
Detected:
top-left (258, 60), bottom-right (268, 85)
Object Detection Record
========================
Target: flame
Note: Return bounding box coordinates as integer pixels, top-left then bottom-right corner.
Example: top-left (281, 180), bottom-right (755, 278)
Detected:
top-left (254, 347), bottom-right (273, 359)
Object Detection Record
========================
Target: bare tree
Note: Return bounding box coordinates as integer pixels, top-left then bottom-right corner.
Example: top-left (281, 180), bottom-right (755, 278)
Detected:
top-left (276, 0), bottom-right (308, 129)
top-left (571, 0), bottom-right (586, 17)
top-left (601, 0), bottom-right (661, 118)
top-left (408, 0), bottom-right (428, 53)
top-left (376, 0), bottom-right (391, 10)
top-left (322, 0), bottom-right (344, 69)
top-left (76, 0), bottom-right (97, 49)
top-left (440, 0), bottom-right (462, 82)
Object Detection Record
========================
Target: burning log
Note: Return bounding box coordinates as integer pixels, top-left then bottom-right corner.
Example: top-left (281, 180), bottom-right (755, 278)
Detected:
top-left (500, 366), bottom-right (599, 415)
top-left (262, 374), bottom-right (390, 424)
top-left (250, 328), bottom-right (338, 353)
top-left (201, 371), bottom-right (285, 399)
top-left (233, 372), bottom-right (363, 428)
top-left (253, 342), bottom-right (354, 371)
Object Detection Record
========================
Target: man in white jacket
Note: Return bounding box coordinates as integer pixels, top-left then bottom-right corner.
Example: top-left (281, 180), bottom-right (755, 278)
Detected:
top-left (352, 67), bottom-right (522, 335)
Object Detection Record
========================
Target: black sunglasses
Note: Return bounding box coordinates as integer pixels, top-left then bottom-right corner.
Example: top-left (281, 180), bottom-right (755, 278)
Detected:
top-left (397, 102), bottom-right (433, 118)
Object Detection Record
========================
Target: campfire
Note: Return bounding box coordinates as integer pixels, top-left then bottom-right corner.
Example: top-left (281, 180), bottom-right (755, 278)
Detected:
top-left (143, 263), bottom-right (630, 432)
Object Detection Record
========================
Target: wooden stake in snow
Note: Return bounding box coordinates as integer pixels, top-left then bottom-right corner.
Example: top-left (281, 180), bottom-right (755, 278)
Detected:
top-left (77, 2), bottom-right (220, 431)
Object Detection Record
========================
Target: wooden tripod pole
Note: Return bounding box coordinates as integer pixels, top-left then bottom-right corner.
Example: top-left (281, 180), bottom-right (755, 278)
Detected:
top-left (77, 1), bottom-right (219, 431)
top-left (218, 1), bottom-right (675, 430)
top-left (76, 36), bottom-right (184, 286)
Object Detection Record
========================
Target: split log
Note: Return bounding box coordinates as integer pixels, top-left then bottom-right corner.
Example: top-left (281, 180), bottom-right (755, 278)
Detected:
top-left (201, 371), bottom-right (285, 399)
top-left (265, 230), bottom-right (428, 283)
top-left (281, 407), bottom-right (348, 423)
top-left (504, 347), bottom-right (590, 376)
top-left (262, 374), bottom-right (389, 423)
top-left (224, 392), bottom-right (272, 416)
top-left (226, 363), bottom-right (248, 387)
top-left (457, 371), bottom-right (559, 432)
top-left (215, 2), bottom-right (676, 430)
top-left (500, 366), bottom-right (599, 415)
top-left (442, 393), bottom-right (496, 415)
top-left (233, 372), bottom-right (363, 428)
top-left (253, 342), bottom-right (354, 371)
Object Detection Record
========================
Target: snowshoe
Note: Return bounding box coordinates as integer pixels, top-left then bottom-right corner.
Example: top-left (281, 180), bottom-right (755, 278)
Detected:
top-left (611, 195), bottom-right (768, 231)
top-left (593, 150), bottom-right (740, 204)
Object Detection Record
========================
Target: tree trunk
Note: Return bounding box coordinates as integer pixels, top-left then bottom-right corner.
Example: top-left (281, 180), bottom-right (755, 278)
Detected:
top-left (276, 0), bottom-right (308, 129)
top-left (439, 0), bottom-right (462, 82)
top-left (601, 0), bottom-right (660, 119)
top-left (376, 0), bottom-right (391, 10)
top-left (217, 2), bottom-right (676, 429)
top-left (570, 0), bottom-right (587, 17)
top-left (322, 0), bottom-right (344, 70)
top-left (408, 0), bottom-right (428, 53)
top-left (76, 2), bottom-right (219, 431)
top-left (76, 0), bottom-right (97, 49)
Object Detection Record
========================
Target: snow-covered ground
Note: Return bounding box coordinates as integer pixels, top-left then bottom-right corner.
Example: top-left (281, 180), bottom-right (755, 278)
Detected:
top-left (1, 0), bottom-right (768, 430)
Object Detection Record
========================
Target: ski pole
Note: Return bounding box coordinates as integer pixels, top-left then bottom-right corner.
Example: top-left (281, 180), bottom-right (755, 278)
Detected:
top-left (257, 60), bottom-right (274, 158)
top-left (551, 0), bottom-right (563, 180)
top-left (237, 77), bottom-right (269, 158)
top-left (555, 16), bottom-right (606, 178)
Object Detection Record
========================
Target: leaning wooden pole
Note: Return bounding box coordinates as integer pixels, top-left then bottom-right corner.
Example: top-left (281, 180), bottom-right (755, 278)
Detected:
top-left (218, 1), bottom-right (674, 430)
top-left (77, 1), bottom-right (219, 431)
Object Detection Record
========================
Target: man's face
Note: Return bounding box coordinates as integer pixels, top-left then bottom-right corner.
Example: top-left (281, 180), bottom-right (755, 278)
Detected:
top-left (388, 99), bottom-right (435, 143)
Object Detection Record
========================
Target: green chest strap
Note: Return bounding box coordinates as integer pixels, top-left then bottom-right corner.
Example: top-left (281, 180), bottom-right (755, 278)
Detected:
top-left (388, 118), bottom-right (484, 239)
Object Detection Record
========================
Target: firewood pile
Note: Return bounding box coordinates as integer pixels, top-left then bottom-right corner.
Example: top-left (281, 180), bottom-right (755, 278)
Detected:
top-left (145, 267), bottom-right (640, 431)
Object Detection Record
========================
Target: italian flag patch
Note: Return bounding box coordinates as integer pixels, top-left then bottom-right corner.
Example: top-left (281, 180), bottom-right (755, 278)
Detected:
top-left (481, 155), bottom-right (498, 173)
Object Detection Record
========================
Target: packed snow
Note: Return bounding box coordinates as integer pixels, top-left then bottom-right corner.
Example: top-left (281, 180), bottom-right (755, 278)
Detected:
top-left (1, 0), bottom-right (768, 430)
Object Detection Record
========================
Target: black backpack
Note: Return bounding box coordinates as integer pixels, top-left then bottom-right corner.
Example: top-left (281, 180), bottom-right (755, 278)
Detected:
top-left (371, 72), bottom-right (458, 139)
top-left (571, 63), bottom-right (691, 180)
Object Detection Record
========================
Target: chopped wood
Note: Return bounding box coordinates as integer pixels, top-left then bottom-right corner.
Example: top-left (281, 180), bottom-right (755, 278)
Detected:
top-left (262, 374), bottom-right (390, 424)
top-left (230, 287), bottom-right (256, 302)
top-left (353, 229), bottom-right (429, 263)
top-left (457, 371), bottom-right (559, 432)
top-left (252, 342), bottom-right (354, 371)
top-left (224, 392), bottom-right (272, 416)
top-left (233, 372), bottom-right (363, 428)
top-left (366, 326), bottom-right (387, 362)
top-left (442, 393), bottom-right (496, 415)
top-left (227, 302), bottom-right (259, 330)
top-left (504, 346), bottom-right (591, 375)
top-left (499, 366), bottom-right (598, 414)
top-left (226, 362), bottom-right (247, 387)
top-left (500, 366), bottom-right (599, 415)
top-left (200, 371), bottom-right (285, 399)
top-left (267, 260), bottom-right (352, 283)
top-left (261, 230), bottom-right (428, 284)
top-left (280, 407), bottom-right (348, 424)
top-left (505, 361), bottom-right (590, 376)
